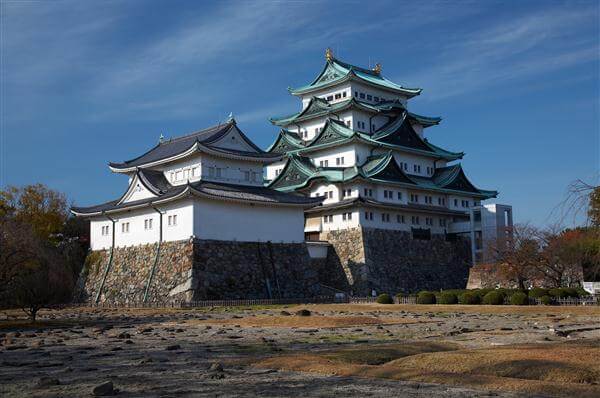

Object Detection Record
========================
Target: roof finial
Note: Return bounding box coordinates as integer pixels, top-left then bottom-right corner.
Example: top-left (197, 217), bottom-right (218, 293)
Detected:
top-left (373, 63), bottom-right (382, 74)
top-left (159, 133), bottom-right (164, 143)
top-left (227, 112), bottom-right (235, 123)
top-left (325, 47), bottom-right (333, 61)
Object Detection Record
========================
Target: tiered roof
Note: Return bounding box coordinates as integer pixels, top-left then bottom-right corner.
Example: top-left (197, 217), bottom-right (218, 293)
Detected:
top-left (289, 50), bottom-right (421, 97)
top-left (267, 115), bottom-right (462, 161)
top-left (109, 119), bottom-right (281, 173)
top-left (270, 97), bottom-right (440, 127)
top-left (72, 172), bottom-right (321, 216)
top-left (268, 152), bottom-right (496, 199)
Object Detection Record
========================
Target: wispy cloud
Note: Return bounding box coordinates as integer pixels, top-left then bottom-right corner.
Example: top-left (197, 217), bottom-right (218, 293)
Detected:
top-left (400, 6), bottom-right (599, 101)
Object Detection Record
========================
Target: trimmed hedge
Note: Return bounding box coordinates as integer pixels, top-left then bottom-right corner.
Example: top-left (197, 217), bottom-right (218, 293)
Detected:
top-left (528, 288), bottom-right (549, 298)
top-left (376, 293), bottom-right (394, 304)
top-left (548, 288), bottom-right (569, 298)
top-left (438, 292), bottom-right (458, 304)
top-left (417, 291), bottom-right (436, 304)
top-left (540, 295), bottom-right (553, 305)
top-left (482, 291), bottom-right (504, 305)
top-left (509, 292), bottom-right (529, 306)
top-left (458, 292), bottom-right (481, 305)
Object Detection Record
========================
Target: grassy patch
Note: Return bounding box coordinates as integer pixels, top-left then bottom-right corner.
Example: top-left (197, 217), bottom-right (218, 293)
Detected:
top-left (254, 339), bottom-right (600, 398)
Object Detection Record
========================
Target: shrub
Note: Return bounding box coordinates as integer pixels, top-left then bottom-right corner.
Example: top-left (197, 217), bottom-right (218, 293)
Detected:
top-left (295, 309), bottom-right (311, 316)
top-left (482, 290), bottom-right (504, 305)
top-left (528, 288), bottom-right (549, 298)
top-left (395, 292), bottom-right (407, 298)
top-left (540, 295), bottom-right (553, 305)
top-left (458, 292), bottom-right (481, 305)
top-left (438, 292), bottom-right (458, 304)
top-left (548, 288), bottom-right (569, 298)
top-left (576, 287), bottom-right (591, 297)
top-left (509, 292), bottom-right (529, 306)
top-left (562, 287), bottom-right (579, 298)
top-left (376, 293), bottom-right (394, 304)
top-left (416, 291), bottom-right (436, 304)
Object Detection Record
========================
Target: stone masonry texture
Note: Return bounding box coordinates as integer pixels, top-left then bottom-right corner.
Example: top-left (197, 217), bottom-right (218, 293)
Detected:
top-left (320, 227), bottom-right (472, 295)
top-left (77, 239), bottom-right (320, 304)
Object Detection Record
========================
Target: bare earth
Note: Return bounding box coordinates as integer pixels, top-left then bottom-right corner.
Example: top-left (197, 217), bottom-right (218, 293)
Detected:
top-left (1, 304), bottom-right (599, 397)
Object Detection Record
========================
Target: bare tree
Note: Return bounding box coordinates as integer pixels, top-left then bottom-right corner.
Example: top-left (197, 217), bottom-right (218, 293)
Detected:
top-left (495, 223), bottom-right (542, 289)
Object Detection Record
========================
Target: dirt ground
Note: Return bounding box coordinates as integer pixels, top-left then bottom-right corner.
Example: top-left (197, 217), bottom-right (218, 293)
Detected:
top-left (1, 304), bottom-right (599, 397)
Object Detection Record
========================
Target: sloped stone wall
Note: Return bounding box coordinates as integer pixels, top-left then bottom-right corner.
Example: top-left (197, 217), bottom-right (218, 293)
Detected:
top-left (192, 240), bottom-right (320, 300)
top-left (77, 239), bottom-right (320, 303)
top-left (319, 227), bottom-right (471, 295)
top-left (77, 240), bottom-right (194, 304)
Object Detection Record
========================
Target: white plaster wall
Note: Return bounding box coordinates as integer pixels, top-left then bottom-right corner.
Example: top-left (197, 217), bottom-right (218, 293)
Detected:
top-left (193, 200), bottom-right (305, 243)
top-left (121, 179), bottom-right (158, 203)
top-left (310, 183), bottom-right (341, 204)
top-left (160, 153), bottom-right (264, 187)
top-left (350, 81), bottom-right (408, 106)
top-left (320, 210), bottom-right (360, 231)
top-left (411, 122), bottom-right (424, 138)
top-left (89, 200), bottom-right (195, 250)
top-left (384, 151), bottom-right (437, 177)
top-left (265, 159), bottom-right (287, 181)
top-left (300, 84), bottom-right (352, 108)
top-left (449, 195), bottom-right (478, 211)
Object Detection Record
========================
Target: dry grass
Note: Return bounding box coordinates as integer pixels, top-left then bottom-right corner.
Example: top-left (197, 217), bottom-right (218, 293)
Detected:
top-left (255, 340), bottom-right (600, 397)
top-left (186, 314), bottom-right (429, 328)
top-left (286, 303), bottom-right (600, 317)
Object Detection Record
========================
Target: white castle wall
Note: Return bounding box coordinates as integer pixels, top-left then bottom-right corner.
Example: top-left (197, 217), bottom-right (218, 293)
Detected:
top-left (89, 197), bottom-right (306, 250)
top-left (193, 200), bottom-right (305, 243)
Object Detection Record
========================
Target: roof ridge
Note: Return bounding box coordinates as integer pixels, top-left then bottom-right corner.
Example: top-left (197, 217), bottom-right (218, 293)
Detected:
top-left (162, 120), bottom-right (234, 145)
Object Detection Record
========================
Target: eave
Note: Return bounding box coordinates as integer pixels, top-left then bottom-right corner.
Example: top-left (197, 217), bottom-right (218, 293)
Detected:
top-left (110, 141), bottom-right (282, 173)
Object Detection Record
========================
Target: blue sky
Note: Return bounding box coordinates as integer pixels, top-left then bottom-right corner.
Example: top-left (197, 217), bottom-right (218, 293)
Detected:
top-left (1, 0), bottom-right (598, 227)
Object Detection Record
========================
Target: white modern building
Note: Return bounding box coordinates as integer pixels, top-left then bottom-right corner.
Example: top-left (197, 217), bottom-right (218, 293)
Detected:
top-left (265, 49), bottom-right (509, 256)
top-left (72, 118), bottom-right (321, 250)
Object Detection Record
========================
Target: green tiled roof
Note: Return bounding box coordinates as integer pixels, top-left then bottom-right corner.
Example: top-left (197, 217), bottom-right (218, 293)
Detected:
top-left (268, 152), bottom-right (496, 199)
top-left (270, 97), bottom-right (440, 128)
top-left (288, 57), bottom-right (422, 97)
top-left (266, 116), bottom-right (462, 161)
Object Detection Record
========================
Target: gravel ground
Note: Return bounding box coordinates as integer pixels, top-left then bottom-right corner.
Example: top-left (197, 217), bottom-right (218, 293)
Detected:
top-left (1, 305), bottom-right (598, 397)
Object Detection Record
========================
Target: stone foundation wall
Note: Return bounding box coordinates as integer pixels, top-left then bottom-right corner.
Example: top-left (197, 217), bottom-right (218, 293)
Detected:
top-left (77, 239), bottom-right (319, 303)
top-left (78, 240), bottom-right (194, 304)
top-left (192, 240), bottom-right (320, 300)
top-left (320, 227), bottom-right (471, 295)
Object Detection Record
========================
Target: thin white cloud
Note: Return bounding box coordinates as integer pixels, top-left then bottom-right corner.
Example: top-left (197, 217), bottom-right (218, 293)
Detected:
top-left (400, 7), bottom-right (599, 101)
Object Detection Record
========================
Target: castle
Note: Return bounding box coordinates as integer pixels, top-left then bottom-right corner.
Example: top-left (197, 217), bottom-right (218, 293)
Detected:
top-left (73, 49), bottom-right (512, 303)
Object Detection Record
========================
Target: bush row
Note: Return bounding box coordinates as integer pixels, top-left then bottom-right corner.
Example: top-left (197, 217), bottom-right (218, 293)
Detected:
top-left (375, 287), bottom-right (590, 306)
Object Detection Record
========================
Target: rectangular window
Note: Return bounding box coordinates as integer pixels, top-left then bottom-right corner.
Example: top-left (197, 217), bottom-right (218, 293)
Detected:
top-left (244, 171), bottom-right (250, 181)
top-left (327, 95), bottom-right (333, 101)
top-left (439, 218), bottom-right (446, 227)
top-left (454, 199), bottom-right (458, 207)
top-left (183, 169), bottom-right (189, 180)
top-left (168, 215), bottom-right (177, 226)
top-left (374, 96), bottom-right (379, 102)
top-left (176, 171), bottom-right (182, 180)
top-left (191, 167), bottom-right (199, 177)
top-left (335, 93), bottom-right (341, 100)
top-left (216, 168), bottom-right (222, 178)
top-left (397, 214), bottom-right (405, 223)
top-left (170, 172), bottom-right (175, 181)
top-left (121, 222), bottom-right (129, 233)
top-left (367, 94), bottom-right (372, 101)
top-left (354, 91), bottom-right (358, 97)
top-left (411, 216), bottom-right (420, 225)
top-left (359, 92), bottom-right (365, 99)
top-left (397, 192), bottom-right (402, 200)
top-left (365, 211), bottom-right (373, 221)
top-left (343, 91), bottom-right (347, 98)
top-left (345, 120), bottom-right (351, 127)
top-left (328, 191), bottom-right (333, 199)
top-left (381, 213), bottom-right (390, 222)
